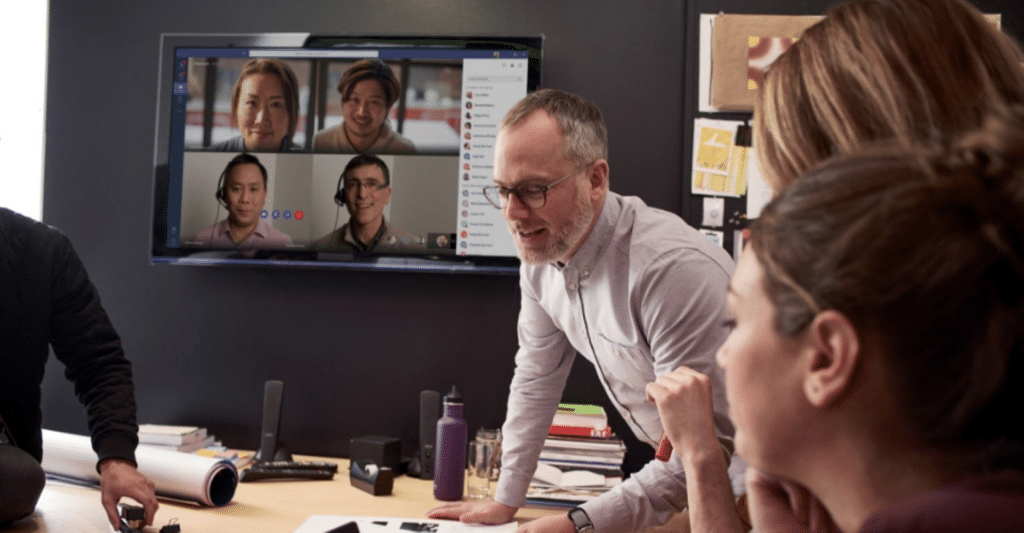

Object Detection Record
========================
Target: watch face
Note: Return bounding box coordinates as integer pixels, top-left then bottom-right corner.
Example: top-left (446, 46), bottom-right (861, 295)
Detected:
top-left (568, 508), bottom-right (593, 532)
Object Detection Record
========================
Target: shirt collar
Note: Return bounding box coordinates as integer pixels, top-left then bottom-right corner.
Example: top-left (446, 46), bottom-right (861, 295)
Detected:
top-left (217, 219), bottom-right (269, 244)
top-left (554, 191), bottom-right (620, 274)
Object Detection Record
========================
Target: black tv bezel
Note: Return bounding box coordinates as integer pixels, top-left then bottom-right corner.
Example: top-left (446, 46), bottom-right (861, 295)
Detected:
top-left (150, 33), bottom-right (543, 275)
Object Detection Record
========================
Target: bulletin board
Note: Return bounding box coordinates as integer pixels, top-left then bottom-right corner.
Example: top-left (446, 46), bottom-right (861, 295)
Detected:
top-left (679, 0), bottom-right (1021, 260)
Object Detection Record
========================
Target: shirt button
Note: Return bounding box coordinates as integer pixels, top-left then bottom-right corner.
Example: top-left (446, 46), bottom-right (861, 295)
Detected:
top-left (582, 269), bottom-right (590, 278)
top-left (569, 282), bottom-right (577, 290)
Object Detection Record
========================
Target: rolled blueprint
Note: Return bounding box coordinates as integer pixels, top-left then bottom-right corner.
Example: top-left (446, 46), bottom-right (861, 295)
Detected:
top-left (40, 429), bottom-right (238, 507)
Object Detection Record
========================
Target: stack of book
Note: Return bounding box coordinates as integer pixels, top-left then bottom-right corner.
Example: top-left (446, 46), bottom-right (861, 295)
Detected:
top-left (138, 424), bottom-right (255, 468)
top-left (138, 424), bottom-right (216, 453)
top-left (525, 403), bottom-right (626, 508)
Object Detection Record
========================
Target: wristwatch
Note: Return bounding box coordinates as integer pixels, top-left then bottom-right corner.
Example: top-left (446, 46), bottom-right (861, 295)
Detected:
top-left (567, 507), bottom-right (594, 533)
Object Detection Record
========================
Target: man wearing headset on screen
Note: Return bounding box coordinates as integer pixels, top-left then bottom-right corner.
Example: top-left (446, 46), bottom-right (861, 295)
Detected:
top-left (312, 154), bottom-right (418, 252)
top-left (193, 153), bottom-right (292, 247)
top-left (0, 208), bottom-right (159, 529)
top-left (428, 89), bottom-right (745, 532)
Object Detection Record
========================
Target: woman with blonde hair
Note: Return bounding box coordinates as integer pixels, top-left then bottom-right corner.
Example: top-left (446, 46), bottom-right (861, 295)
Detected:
top-left (653, 110), bottom-right (1024, 533)
top-left (736, 111), bottom-right (1024, 531)
top-left (649, 1), bottom-right (1024, 530)
top-left (755, 0), bottom-right (1024, 190)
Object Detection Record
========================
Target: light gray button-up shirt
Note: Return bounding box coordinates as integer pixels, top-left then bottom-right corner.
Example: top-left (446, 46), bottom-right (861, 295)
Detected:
top-left (495, 192), bottom-right (743, 531)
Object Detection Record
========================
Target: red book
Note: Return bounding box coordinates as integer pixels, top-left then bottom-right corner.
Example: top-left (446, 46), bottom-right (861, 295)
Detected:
top-left (549, 424), bottom-right (614, 439)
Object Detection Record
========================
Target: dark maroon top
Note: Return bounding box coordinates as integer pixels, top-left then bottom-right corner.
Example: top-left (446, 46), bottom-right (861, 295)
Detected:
top-left (859, 470), bottom-right (1024, 532)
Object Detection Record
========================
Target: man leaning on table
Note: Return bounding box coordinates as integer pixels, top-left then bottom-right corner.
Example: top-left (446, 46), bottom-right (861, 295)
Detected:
top-left (0, 207), bottom-right (158, 529)
top-left (428, 89), bottom-right (745, 532)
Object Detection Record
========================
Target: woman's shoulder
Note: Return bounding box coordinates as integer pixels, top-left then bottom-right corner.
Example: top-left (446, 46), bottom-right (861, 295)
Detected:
top-left (207, 136), bottom-right (244, 151)
top-left (859, 471), bottom-right (1024, 533)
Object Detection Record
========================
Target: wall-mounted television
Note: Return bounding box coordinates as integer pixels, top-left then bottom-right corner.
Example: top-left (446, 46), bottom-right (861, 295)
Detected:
top-left (151, 33), bottom-right (543, 274)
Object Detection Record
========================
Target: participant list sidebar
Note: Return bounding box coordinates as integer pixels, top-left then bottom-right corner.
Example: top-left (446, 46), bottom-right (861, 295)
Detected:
top-left (456, 58), bottom-right (527, 257)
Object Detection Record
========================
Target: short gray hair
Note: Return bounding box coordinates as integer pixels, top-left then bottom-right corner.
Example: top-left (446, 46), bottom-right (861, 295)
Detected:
top-left (500, 88), bottom-right (608, 167)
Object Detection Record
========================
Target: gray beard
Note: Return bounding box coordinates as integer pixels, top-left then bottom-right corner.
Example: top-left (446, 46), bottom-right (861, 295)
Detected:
top-left (512, 187), bottom-right (594, 265)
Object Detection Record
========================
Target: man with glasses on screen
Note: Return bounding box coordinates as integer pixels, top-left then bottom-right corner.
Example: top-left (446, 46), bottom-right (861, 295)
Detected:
top-left (428, 89), bottom-right (744, 532)
top-left (312, 154), bottom-right (417, 252)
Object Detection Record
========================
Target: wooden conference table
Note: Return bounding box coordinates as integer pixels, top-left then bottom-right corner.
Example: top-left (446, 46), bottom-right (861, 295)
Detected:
top-left (8, 457), bottom-right (563, 533)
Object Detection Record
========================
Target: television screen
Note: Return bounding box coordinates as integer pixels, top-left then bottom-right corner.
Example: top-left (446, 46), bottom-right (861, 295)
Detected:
top-left (151, 33), bottom-right (543, 273)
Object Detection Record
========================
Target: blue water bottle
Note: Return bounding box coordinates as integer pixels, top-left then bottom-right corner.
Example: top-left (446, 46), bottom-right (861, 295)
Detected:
top-left (433, 386), bottom-right (467, 501)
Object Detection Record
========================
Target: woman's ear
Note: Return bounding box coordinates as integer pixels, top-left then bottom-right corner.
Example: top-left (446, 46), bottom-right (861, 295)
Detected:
top-left (802, 310), bottom-right (861, 407)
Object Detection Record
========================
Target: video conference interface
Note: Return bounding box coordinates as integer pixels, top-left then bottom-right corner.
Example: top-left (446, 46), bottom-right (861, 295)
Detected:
top-left (163, 45), bottom-right (531, 258)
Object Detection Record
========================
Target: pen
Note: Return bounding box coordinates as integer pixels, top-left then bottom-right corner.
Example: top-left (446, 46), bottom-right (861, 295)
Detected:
top-left (655, 435), bottom-right (672, 461)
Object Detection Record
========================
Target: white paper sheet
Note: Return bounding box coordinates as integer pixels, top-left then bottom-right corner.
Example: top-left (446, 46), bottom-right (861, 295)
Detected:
top-left (293, 516), bottom-right (517, 533)
top-left (745, 142), bottom-right (773, 218)
top-left (40, 429), bottom-right (238, 507)
top-left (699, 14), bottom-right (717, 113)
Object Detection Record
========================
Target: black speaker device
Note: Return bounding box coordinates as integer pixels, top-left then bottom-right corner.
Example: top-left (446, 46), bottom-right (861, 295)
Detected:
top-left (349, 435), bottom-right (402, 471)
top-left (255, 380), bottom-right (292, 463)
top-left (419, 390), bottom-right (441, 480)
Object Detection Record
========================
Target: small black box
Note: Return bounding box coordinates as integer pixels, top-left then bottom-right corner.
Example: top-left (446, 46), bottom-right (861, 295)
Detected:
top-left (349, 435), bottom-right (401, 471)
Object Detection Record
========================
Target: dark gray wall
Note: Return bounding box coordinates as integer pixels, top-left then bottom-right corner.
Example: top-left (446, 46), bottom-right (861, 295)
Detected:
top-left (41, 0), bottom-right (1024, 465)
top-left (40, 0), bottom-right (686, 464)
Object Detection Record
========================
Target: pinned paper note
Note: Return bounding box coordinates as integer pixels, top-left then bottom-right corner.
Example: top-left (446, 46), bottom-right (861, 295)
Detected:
top-left (747, 36), bottom-right (797, 91)
top-left (703, 197), bottom-right (725, 227)
top-left (692, 118), bottom-right (748, 197)
top-left (707, 14), bottom-right (823, 111)
top-left (700, 229), bottom-right (724, 248)
top-left (696, 125), bottom-right (734, 174)
top-left (733, 229), bottom-right (749, 261)
top-left (745, 141), bottom-right (773, 218)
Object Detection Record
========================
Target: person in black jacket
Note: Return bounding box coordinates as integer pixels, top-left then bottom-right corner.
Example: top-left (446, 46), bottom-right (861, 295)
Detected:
top-left (0, 207), bottom-right (158, 528)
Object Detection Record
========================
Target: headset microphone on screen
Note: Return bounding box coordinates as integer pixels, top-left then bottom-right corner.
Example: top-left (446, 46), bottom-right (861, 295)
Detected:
top-left (334, 172), bottom-right (346, 207)
top-left (215, 169), bottom-right (229, 207)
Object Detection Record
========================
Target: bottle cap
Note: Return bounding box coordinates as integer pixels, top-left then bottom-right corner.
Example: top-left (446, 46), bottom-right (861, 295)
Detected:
top-left (444, 386), bottom-right (463, 404)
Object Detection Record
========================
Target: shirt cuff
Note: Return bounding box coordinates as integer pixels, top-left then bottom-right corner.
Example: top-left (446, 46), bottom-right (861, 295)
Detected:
top-left (579, 498), bottom-right (625, 533)
top-left (493, 468), bottom-right (531, 508)
top-left (93, 432), bottom-right (138, 473)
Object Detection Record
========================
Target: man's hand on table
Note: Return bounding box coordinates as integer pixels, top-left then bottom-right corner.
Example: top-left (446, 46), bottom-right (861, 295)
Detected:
top-left (427, 500), bottom-right (517, 524)
top-left (98, 458), bottom-right (158, 530)
top-left (428, 500), bottom-right (577, 533)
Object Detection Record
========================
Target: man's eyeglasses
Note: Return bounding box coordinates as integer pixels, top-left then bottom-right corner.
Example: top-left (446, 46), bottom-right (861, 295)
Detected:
top-left (482, 163), bottom-right (592, 209)
top-left (343, 179), bottom-right (388, 191)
